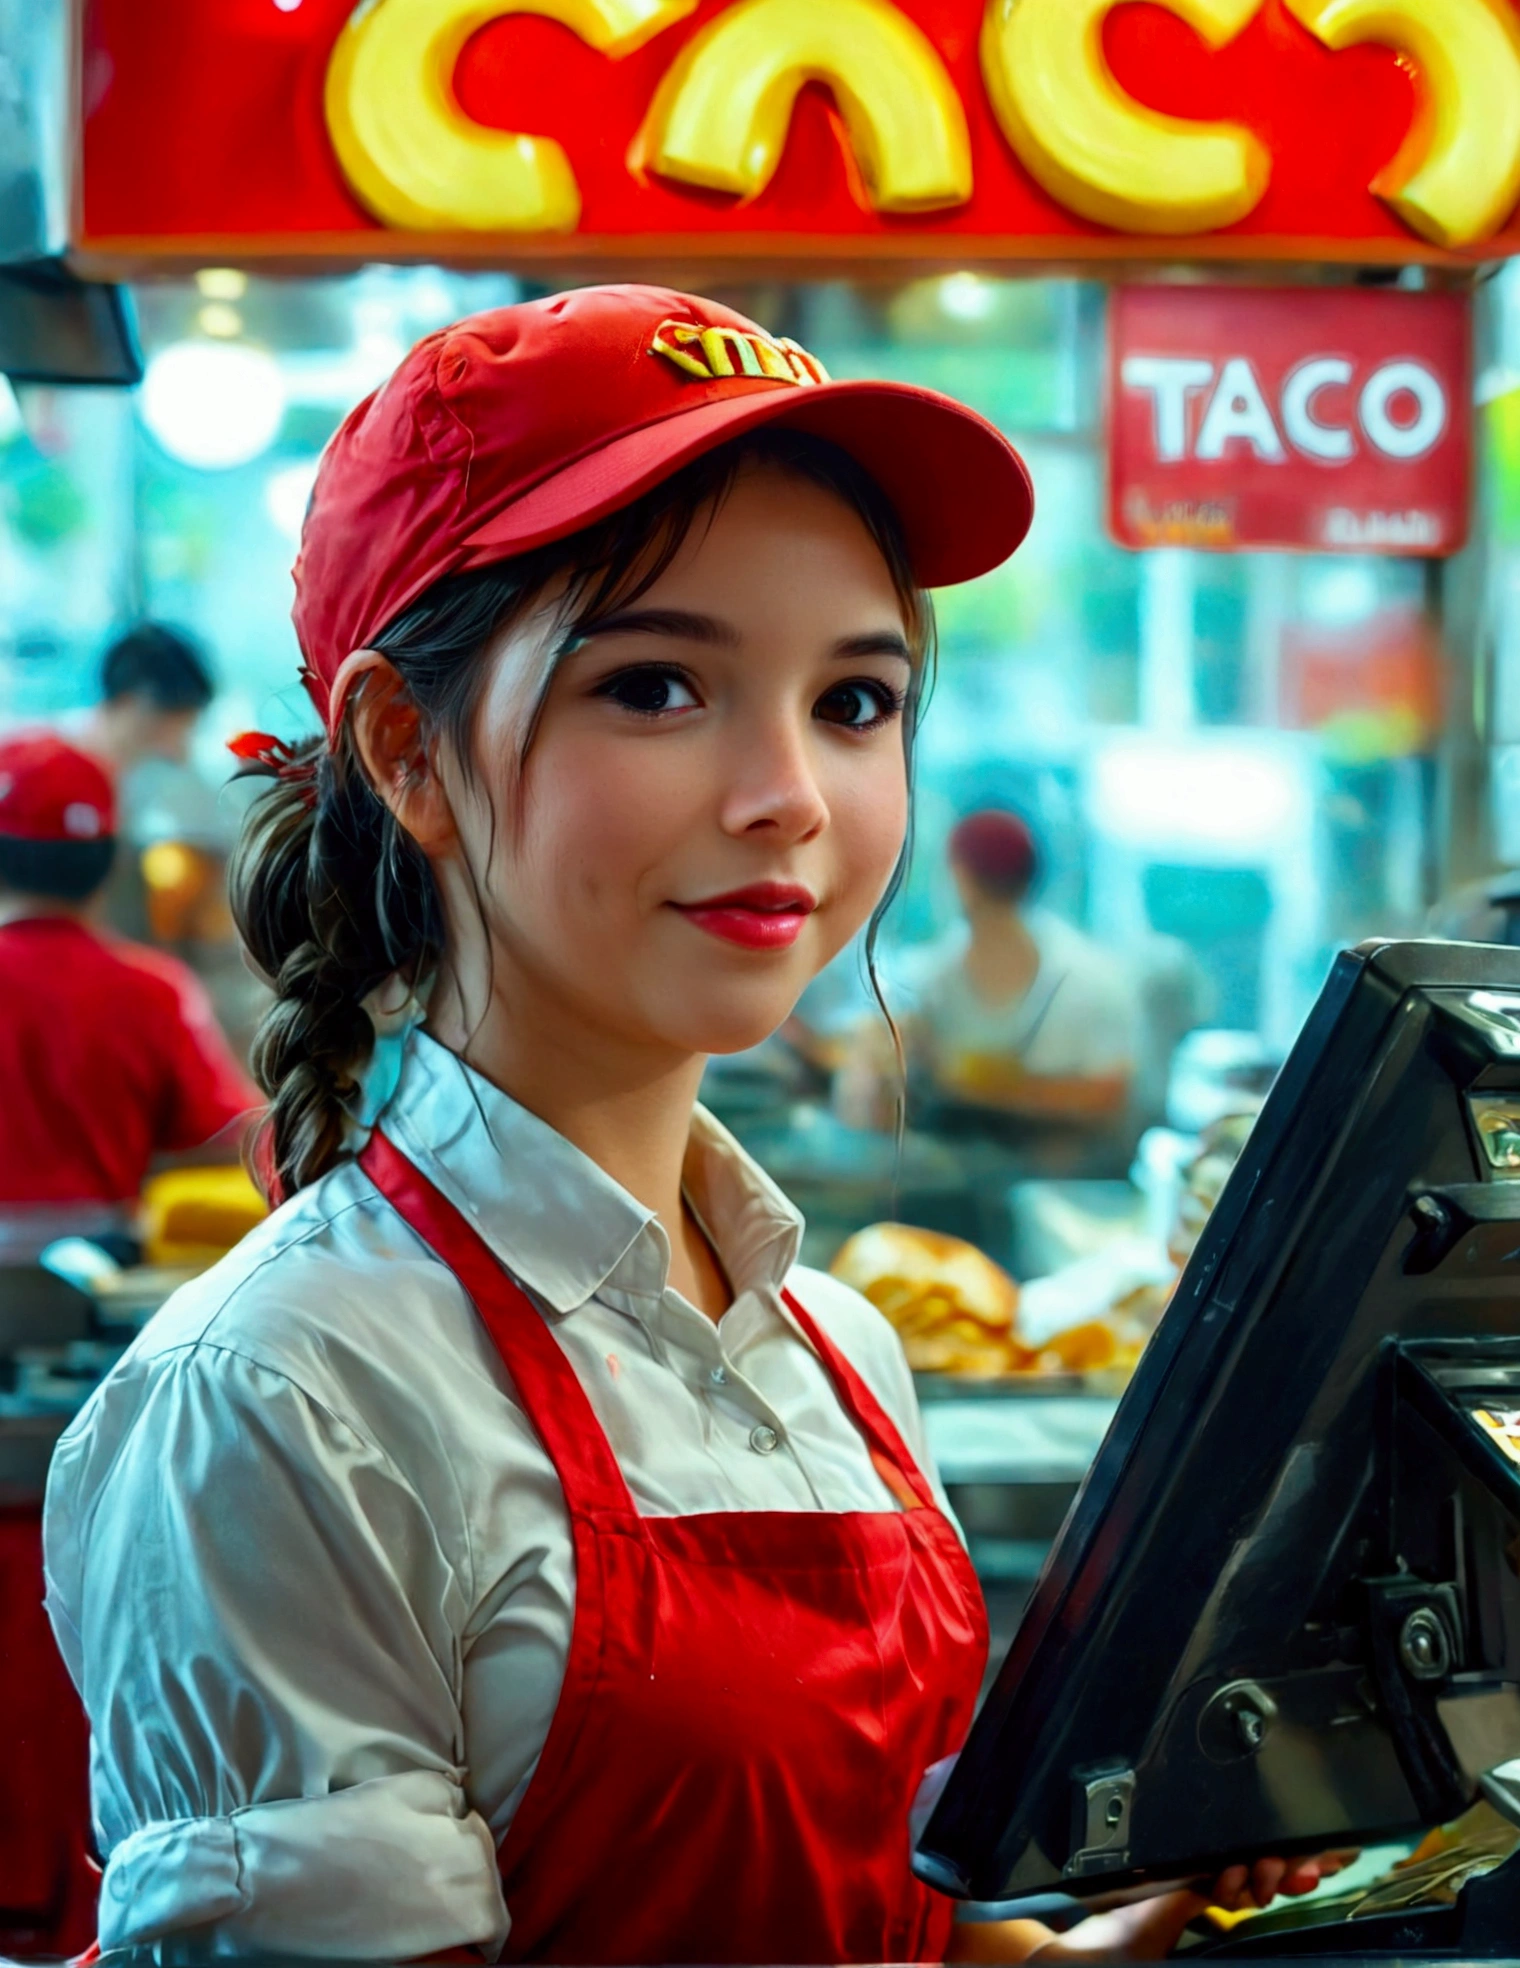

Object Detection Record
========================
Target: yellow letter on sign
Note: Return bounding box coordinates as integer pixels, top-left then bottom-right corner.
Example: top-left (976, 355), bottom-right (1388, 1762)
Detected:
top-left (633, 0), bottom-right (973, 214)
top-left (1284, 0), bottom-right (1520, 250)
top-left (326, 0), bottom-right (695, 232)
top-left (981, 0), bottom-right (1268, 234)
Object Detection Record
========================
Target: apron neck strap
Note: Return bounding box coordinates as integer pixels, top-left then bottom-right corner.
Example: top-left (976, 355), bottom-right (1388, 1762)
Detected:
top-left (360, 1131), bottom-right (937, 1521)
top-left (360, 1129), bottom-right (639, 1525)
top-left (780, 1289), bottom-right (938, 1512)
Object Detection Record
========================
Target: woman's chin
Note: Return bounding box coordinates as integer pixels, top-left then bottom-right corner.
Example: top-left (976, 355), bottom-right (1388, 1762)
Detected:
top-left (654, 992), bottom-right (805, 1061)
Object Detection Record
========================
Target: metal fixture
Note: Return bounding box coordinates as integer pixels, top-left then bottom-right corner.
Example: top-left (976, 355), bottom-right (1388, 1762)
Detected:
top-left (1400, 1605), bottom-right (1453, 1682)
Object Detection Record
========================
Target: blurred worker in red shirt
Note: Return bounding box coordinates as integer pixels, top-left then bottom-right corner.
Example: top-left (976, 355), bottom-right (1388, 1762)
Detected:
top-left (0, 733), bottom-right (258, 1256)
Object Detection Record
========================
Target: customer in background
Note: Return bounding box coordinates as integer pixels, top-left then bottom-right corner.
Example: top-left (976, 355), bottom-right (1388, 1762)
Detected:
top-left (912, 809), bottom-right (1138, 1130)
top-left (0, 734), bottom-right (257, 1259)
top-left (70, 622), bottom-right (221, 946)
top-left (75, 621), bottom-right (214, 774)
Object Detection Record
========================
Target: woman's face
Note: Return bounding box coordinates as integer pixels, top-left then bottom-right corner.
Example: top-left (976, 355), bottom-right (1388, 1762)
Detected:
top-left (447, 464), bottom-right (914, 1063)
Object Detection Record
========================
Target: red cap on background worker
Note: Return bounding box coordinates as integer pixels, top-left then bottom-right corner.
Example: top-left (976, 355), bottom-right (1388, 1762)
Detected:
top-left (0, 732), bottom-right (257, 1248)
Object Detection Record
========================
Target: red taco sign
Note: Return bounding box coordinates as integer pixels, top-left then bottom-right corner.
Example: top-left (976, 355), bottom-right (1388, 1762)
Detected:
top-left (74, 0), bottom-right (1520, 268)
top-left (1108, 286), bottom-right (1472, 556)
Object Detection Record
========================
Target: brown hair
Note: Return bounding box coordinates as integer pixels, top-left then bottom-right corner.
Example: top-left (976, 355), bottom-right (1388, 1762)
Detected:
top-left (229, 428), bottom-right (934, 1200)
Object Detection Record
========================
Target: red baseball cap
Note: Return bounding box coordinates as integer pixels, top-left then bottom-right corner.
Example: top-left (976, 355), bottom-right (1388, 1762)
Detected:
top-left (293, 283), bottom-right (1034, 729)
top-left (0, 734), bottom-right (116, 843)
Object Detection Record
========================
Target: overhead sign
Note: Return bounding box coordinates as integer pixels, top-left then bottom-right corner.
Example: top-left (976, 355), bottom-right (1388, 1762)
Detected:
top-left (76, 0), bottom-right (1520, 267)
top-left (1108, 286), bottom-right (1472, 556)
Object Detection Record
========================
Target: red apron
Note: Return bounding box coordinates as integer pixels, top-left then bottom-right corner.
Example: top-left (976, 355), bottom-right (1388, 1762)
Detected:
top-left (360, 1131), bottom-right (987, 1966)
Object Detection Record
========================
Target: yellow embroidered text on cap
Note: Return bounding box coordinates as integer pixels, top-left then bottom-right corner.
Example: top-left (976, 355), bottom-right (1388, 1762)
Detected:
top-left (650, 319), bottom-right (829, 385)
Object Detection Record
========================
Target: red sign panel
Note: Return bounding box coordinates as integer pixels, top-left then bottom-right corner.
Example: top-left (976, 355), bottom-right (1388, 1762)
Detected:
top-left (75, 0), bottom-right (1520, 268)
top-left (1108, 286), bottom-right (1472, 556)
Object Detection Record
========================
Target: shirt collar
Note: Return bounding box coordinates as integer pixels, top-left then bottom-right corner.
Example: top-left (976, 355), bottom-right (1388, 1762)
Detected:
top-left (379, 1031), bottom-right (801, 1316)
top-left (681, 1102), bottom-right (801, 1303)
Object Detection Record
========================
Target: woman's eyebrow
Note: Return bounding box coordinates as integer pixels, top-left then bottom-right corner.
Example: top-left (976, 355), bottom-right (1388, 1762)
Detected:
top-left (834, 630), bottom-right (914, 662)
top-left (570, 607), bottom-right (741, 648)
top-left (566, 612), bottom-right (913, 662)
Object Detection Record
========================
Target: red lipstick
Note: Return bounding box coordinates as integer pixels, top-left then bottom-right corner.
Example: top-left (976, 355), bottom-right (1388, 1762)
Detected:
top-left (672, 882), bottom-right (817, 952)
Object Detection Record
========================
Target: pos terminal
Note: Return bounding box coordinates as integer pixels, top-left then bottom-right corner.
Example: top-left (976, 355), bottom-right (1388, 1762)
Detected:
top-left (916, 939), bottom-right (1520, 1956)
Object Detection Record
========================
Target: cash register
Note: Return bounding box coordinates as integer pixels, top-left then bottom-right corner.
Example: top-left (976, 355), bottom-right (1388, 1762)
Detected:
top-left (916, 939), bottom-right (1520, 1957)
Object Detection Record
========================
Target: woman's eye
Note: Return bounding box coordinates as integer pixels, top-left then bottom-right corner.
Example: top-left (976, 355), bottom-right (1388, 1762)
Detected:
top-left (815, 679), bottom-right (906, 730)
top-left (593, 665), bottom-right (701, 716)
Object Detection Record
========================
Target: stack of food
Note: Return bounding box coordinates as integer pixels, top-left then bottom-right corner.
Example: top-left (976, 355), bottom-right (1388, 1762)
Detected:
top-left (829, 1222), bottom-right (1147, 1380)
top-left (830, 1223), bottom-right (1024, 1375)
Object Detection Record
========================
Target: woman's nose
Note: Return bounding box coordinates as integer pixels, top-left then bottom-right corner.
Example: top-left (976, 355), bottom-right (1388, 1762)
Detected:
top-left (717, 716), bottom-right (830, 844)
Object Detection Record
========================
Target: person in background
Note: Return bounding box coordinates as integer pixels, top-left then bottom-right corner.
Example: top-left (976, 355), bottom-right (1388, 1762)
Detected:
top-left (0, 733), bottom-right (258, 1260)
top-left (1, 662), bottom-right (220, 1960)
top-left (911, 809), bottom-right (1138, 1130)
top-left (68, 622), bottom-right (223, 948)
top-left (75, 621), bottom-right (214, 774)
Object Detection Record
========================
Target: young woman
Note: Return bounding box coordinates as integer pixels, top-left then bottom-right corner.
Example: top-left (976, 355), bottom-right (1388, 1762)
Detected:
top-left (44, 285), bottom-right (1329, 1964)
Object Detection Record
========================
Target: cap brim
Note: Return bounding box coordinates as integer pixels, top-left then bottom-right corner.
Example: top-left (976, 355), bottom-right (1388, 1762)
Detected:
top-left (457, 379), bottom-right (1033, 589)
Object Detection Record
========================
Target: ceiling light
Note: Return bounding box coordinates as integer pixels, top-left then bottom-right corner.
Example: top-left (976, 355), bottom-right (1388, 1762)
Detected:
top-left (938, 272), bottom-right (996, 323)
top-left (141, 341), bottom-right (286, 470)
top-left (196, 302), bottom-right (243, 339)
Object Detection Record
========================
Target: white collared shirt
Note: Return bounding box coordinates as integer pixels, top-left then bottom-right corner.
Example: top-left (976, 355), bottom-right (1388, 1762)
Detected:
top-left (43, 1032), bottom-right (951, 1963)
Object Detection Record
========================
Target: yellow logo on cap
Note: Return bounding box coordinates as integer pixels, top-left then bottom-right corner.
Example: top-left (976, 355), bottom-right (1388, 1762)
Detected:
top-left (650, 319), bottom-right (829, 386)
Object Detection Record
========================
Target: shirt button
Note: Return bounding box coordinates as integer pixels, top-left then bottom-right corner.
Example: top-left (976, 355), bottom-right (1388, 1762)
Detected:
top-left (709, 1365), bottom-right (728, 1387)
top-left (749, 1423), bottom-right (779, 1456)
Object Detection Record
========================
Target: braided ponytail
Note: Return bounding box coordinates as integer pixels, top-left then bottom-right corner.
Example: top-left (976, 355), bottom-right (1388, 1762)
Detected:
top-left (230, 733), bottom-right (441, 1198)
top-left (231, 427), bottom-right (932, 1200)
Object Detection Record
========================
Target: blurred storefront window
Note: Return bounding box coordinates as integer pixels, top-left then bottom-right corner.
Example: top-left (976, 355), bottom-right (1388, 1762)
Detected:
top-left (0, 262), bottom-right (1500, 1234)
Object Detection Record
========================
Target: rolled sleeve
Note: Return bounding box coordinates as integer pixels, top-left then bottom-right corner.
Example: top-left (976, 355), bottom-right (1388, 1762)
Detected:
top-left (44, 1341), bottom-right (507, 1959)
top-left (100, 1774), bottom-right (507, 1960)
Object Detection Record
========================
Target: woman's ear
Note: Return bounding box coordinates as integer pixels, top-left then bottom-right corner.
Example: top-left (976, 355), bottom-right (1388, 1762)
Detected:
top-left (346, 654), bottom-right (458, 855)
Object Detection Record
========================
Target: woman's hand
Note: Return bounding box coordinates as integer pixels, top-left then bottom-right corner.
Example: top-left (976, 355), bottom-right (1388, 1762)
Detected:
top-left (945, 1892), bottom-right (1208, 1962)
top-left (944, 1852), bottom-right (1358, 1962)
top-left (1208, 1853), bottom-right (1354, 1912)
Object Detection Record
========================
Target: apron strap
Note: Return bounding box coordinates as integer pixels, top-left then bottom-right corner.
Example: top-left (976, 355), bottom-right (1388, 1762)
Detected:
top-left (360, 1130), bottom-right (639, 1526)
top-left (362, 1130), bottom-right (938, 1522)
top-left (780, 1289), bottom-right (938, 1512)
